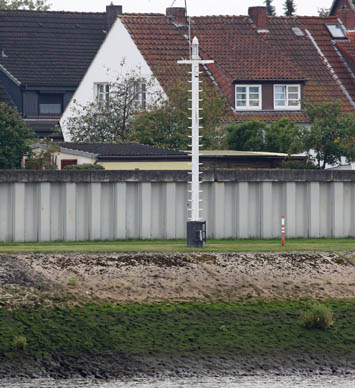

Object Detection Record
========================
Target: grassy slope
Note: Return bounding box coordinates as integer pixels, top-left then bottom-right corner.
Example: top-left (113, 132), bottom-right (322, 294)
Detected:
top-left (1, 301), bottom-right (355, 358)
top-left (0, 238), bottom-right (355, 253)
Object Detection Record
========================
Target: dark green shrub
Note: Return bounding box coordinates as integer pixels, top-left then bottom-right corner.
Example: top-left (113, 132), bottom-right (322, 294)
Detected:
top-left (224, 121), bottom-right (266, 151)
top-left (0, 103), bottom-right (34, 169)
top-left (13, 335), bottom-right (27, 351)
top-left (63, 163), bottom-right (105, 170)
top-left (301, 304), bottom-right (334, 330)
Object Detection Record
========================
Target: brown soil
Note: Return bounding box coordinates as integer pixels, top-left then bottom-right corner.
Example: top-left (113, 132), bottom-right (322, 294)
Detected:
top-left (0, 252), bottom-right (354, 305)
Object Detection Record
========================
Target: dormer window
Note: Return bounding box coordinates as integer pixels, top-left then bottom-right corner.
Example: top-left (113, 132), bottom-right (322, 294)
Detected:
top-left (274, 85), bottom-right (301, 110)
top-left (39, 94), bottom-right (63, 116)
top-left (235, 85), bottom-right (261, 110)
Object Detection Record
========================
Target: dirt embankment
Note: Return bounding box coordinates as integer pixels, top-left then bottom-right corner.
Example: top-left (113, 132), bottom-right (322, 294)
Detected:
top-left (0, 251), bottom-right (355, 379)
top-left (0, 251), bottom-right (354, 305)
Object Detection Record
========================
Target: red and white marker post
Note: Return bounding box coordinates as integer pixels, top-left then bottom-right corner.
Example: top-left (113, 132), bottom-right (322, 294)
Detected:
top-left (281, 216), bottom-right (286, 247)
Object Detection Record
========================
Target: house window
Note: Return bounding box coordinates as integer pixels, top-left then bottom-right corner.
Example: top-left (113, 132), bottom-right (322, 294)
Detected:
top-left (39, 94), bottom-right (63, 115)
top-left (131, 81), bottom-right (147, 109)
top-left (274, 85), bottom-right (301, 110)
top-left (95, 83), bottom-right (110, 109)
top-left (235, 85), bottom-right (261, 110)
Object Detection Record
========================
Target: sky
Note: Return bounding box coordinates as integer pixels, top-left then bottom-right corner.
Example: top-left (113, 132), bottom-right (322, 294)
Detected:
top-left (49, 0), bottom-right (333, 16)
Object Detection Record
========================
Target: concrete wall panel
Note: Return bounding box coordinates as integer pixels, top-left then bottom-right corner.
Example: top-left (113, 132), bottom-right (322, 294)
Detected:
top-left (0, 184), bottom-right (12, 242)
top-left (1, 170), bottom-right (355, 241)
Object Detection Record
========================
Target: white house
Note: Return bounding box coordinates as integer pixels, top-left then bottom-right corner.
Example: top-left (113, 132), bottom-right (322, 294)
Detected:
top-left (60, 12), bottom-right (166, 141)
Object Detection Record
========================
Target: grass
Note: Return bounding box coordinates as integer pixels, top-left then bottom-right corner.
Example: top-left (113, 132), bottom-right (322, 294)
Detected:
top-left (0, 300), bottom-right (354, 358)
top-left (0, 238), bottom-right (355, 254)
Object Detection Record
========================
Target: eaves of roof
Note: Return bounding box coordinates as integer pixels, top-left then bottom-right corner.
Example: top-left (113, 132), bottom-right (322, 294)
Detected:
top-left (59, 147), bottom-right (98, 159)
top-left (0, 82), bottom-right (15, 107)
top-left (97, 154), bottom-right (189, 160)
top-left (0, 63), bottom-right (21, 86)
top-left (32, 143), bottom-right (98, 159)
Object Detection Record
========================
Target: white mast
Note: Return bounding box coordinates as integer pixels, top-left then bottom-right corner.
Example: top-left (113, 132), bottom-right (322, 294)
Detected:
top-left (178, 37), bottom-right (213, 222)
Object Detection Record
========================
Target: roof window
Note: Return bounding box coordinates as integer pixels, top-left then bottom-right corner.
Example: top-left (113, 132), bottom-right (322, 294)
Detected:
top-left (326, 24), bottom-right (346, 39)
top-left (292, 27), bottom-right (304, 37)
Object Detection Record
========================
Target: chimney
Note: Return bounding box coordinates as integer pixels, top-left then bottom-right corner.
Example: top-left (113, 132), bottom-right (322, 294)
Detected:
top-left (248, 6), bottom-right (268, 32)
top-left (336, 9), bottom-right (355, 30)
top-left (106, 3), bottom-right (123, 30)
top-left (166, 7), bottom-right (187, 26)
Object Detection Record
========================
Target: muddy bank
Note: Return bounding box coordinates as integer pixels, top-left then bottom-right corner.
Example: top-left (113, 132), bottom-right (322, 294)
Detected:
top-left (1, 353), bottom-right (355, 379)
top-left (0, 252), bottom-right (354, 379)
top-left (0, 252), bottom-right (354, 305)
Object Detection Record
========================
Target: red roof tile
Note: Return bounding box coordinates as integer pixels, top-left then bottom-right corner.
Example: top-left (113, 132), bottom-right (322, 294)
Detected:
top-left (336, 33), bottom-right (355, 74)
top-left (120, 13), bottom-right (355, 122)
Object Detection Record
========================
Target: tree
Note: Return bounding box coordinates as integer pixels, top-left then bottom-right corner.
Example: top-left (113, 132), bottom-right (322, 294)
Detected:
top-left (25, 140), bottom-right (58, 170)
top-left (265, 118), bottom-right (303, 154)
top-left (66, 69), bottom-right (156, 143)
top-left (264, 0), bottom-right (276, 16)
top-left (0, 103), bottom-right (34, 169)
top-left (130, 82), bottom-right (228, 150)
top-left (318, 8), bottom-right (330, 17)
top-left (0, 0), bottom-right (50, 10)
top-left (284, 0), bottom-right (296, 16)
top-left (224, 118), bottom-right (304, 154)
top-left (302, 101), bottom-right (355, 168)
top-left (224, 121), bottom-right (267, 151)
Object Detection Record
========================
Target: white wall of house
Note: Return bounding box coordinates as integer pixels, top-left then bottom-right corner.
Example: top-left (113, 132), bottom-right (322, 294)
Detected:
top-left (54, 152), bottom-right (96, 169)
top-left (60, 18), bottom-right (166, 141)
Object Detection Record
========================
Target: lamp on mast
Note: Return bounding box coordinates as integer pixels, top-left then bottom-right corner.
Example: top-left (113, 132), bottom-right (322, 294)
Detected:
top-left (178, 37), bottom-right (214, 248)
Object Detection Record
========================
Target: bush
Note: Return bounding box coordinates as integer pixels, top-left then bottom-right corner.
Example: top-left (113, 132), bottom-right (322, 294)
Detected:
top-left (63, 163), bottom-right (105, 170)
top-left (25, 142), bottom-right (59, 170)
top-left (224, 121), bottom-right (266, 151)
top-left (301, 304), bottom-right (334, 330)
top-left (13, 335), bottom-right (27, 351)
top-left (67, 277), bottom-right (79, 287)
top-left (0, 103), bottom-right (35, 169)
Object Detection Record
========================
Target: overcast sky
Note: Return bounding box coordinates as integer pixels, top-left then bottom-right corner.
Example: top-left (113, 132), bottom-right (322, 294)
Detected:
top-left (49, 0), bottom-right (333, 16)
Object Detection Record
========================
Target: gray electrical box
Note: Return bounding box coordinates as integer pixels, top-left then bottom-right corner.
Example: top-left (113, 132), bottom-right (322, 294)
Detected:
top-left (187, 221), bottom-right (206, 248)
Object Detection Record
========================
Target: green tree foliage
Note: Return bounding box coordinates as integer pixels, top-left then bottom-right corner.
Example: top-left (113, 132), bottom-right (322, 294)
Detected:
top-left (224, 121), bottom-right (267, 152)
top-left (66, 69), bottom-right (156, 143)
top-left (0, 103), bottom-right (34, 169)
top-left (224, 118), bottom-right (303, 154)
top-left (264, 0), bottom-right (276, 16)
top-left (25, 140), bottom-right (58, 170)
top-left (131, 82), bottom-right (228, 150)
top-left (0, 0), bottom-right (50, 10)
top-left (303, 101), bottom-right (355, 168)
top-left (265, 118), bottom-right (303, 154)
top-left (284, 0), bottom-right (296, 16)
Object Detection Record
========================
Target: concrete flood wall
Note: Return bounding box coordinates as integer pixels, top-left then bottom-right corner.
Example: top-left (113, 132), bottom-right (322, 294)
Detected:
top-left (1, 170), bottom-right (355, 242)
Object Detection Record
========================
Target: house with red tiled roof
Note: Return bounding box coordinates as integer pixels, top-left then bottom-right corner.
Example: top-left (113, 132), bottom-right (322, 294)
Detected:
top-left (61, 3), bottom-right (355, 141)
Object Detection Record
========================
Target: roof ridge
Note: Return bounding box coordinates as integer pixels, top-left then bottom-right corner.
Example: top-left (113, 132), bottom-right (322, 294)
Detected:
top-left (0, 9), bottom-right (105, 15)
top-left (119, 13), bottom-right (165, 17)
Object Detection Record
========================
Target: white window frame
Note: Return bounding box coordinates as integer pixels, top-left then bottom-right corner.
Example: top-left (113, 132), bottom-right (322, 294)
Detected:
top-left (130, 80), bottom-right (147, 110)
top-left (235, 84), bottom-right (262, 111)
top-left (274, 84), bottom-right (301, 110)
top-left (94, 83), bottom-right (110, 109)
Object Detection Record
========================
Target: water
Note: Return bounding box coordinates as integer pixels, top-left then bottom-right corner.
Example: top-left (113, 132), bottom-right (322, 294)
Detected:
top-left (0, 376), bottom-right (354, 388)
